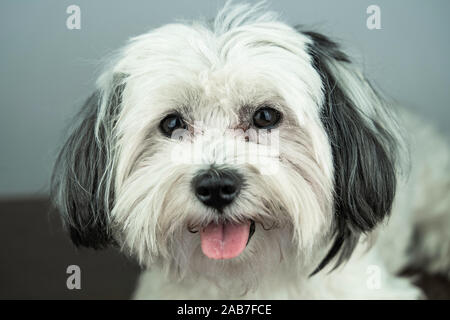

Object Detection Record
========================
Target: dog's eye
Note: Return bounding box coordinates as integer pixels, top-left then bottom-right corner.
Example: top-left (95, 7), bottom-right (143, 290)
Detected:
top-left (160, 114), bottom-right (186, 137)
top-left (252, 107), bottom-right (281, 129)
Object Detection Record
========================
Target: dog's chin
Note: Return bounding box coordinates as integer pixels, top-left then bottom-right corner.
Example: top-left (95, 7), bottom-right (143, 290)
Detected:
top-left (194, 219), bottom-right (256, 260)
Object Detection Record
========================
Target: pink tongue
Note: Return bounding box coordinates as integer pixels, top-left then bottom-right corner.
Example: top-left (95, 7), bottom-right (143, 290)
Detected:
top-left (200, 221), bottom-right (251, 260)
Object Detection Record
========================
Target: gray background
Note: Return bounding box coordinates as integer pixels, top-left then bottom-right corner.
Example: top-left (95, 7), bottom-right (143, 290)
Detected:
top-left (1, 0), bottom-right (449, 198)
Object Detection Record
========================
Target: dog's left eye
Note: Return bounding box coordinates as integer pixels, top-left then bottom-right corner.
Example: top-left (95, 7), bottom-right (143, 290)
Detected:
top-left (252, 107), bottom-right (281, 129)
top-left (159, 114), bottom-right (187, 137)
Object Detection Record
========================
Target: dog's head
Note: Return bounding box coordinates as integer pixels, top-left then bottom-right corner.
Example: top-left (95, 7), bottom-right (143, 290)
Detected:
top-left (52, 2), bottom-right (401, 289)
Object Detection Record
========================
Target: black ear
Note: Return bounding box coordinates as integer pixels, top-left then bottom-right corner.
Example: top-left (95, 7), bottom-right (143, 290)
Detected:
top-left (51, 79), bottom-right (124, 249)
top-left (301, 30), bottom-right (400, 274)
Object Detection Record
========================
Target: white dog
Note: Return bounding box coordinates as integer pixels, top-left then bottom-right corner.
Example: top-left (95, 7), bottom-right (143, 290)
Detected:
top-left (52, 2), bottom-right (450, 299)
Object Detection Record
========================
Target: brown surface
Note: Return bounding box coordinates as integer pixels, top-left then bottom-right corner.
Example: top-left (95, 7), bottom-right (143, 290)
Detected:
top-left (0, 198), bottom-right (140, 299)
top-left (0, 198), bottom-right (449, 299)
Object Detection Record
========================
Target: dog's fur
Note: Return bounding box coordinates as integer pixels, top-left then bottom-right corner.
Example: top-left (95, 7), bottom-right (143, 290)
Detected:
top-left (52, 2), bottom-right (450, 299)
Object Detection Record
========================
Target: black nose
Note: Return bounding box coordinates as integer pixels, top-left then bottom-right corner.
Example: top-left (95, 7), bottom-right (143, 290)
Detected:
top-left (192, 169), bottom-right (242, 211)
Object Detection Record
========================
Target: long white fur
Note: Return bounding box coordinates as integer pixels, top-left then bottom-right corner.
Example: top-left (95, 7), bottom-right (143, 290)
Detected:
top-left (86, 2), bottom-right (449, 299)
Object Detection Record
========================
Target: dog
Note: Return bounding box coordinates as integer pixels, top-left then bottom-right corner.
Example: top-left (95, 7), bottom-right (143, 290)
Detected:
top-left (51, 2), bottom-right (450, 299)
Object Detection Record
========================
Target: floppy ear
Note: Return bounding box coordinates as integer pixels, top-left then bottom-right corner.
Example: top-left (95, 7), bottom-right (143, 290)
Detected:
top-left (51, 77), bottom-right (124, 249)
top-left (301, 30), bottom-right (402, 274)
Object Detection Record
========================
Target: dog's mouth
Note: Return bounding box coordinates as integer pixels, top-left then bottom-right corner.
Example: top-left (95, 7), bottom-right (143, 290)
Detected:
top-left (199, 220), bottom-right (255, 260)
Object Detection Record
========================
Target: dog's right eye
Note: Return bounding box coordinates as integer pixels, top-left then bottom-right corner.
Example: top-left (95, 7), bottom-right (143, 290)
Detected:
top-left (159, 114), bottom-right (186, 137)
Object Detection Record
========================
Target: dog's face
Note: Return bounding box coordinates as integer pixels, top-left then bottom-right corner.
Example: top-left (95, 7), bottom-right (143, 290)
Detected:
top-left (52, 3), bottom-right (400, 289)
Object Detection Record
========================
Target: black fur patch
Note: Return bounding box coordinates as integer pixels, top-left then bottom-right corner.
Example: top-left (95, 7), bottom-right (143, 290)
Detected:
top-left (300, 29), bottom-right (398, 275)
top-left (51, 78), bottom-right (125, 249)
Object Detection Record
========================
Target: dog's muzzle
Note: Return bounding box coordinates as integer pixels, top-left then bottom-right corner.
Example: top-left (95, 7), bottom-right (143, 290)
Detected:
top-left (191, 168), bottom-right (254, 260)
